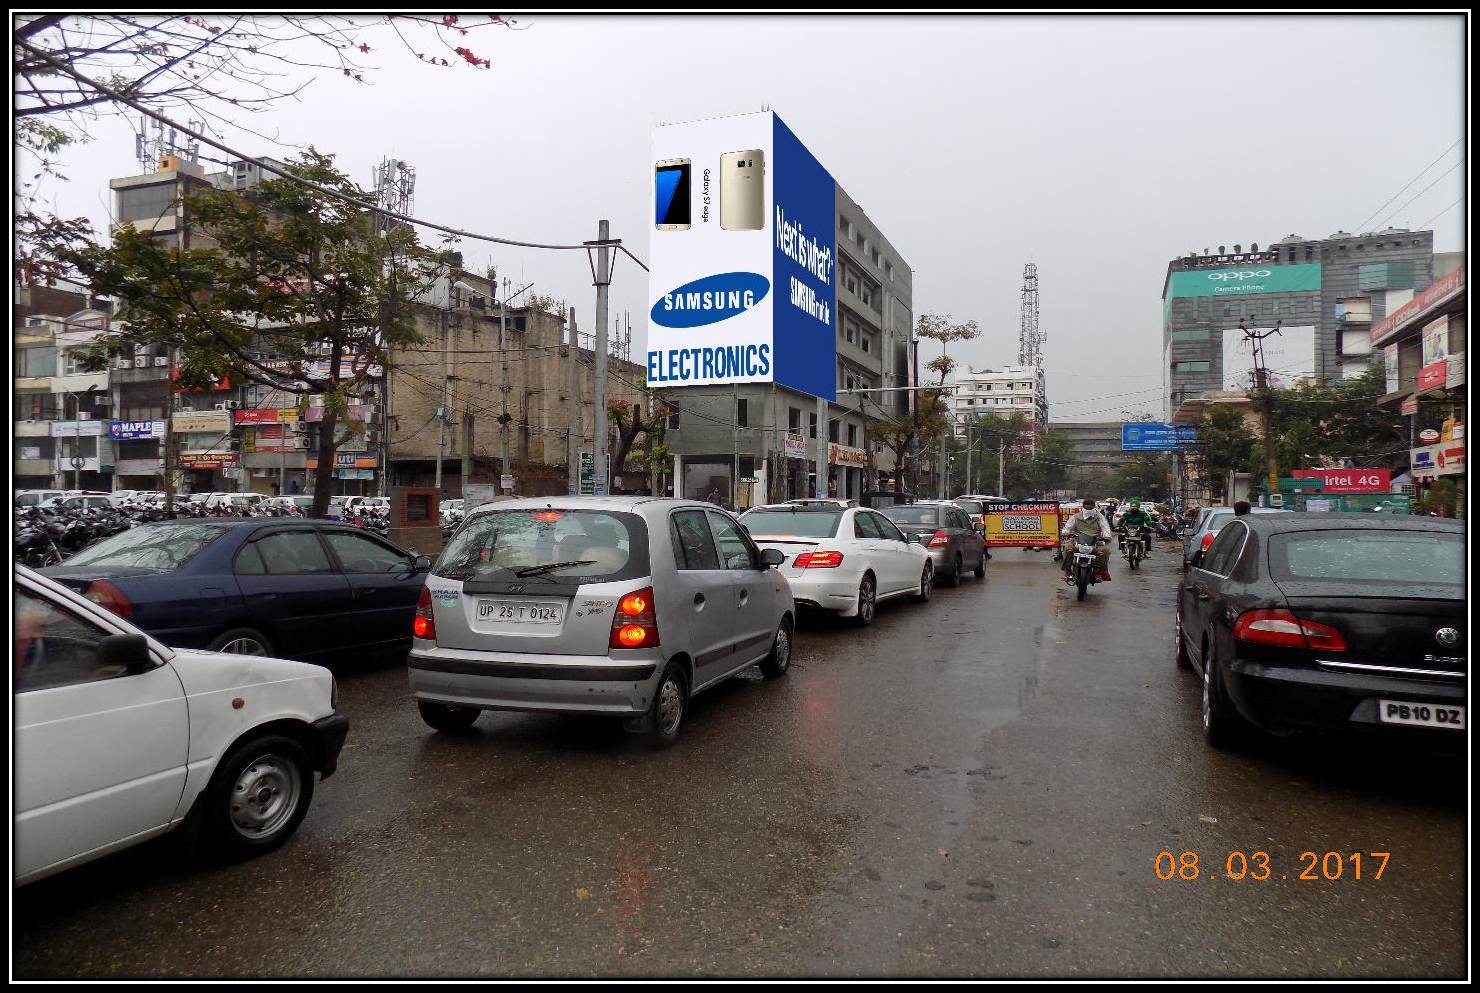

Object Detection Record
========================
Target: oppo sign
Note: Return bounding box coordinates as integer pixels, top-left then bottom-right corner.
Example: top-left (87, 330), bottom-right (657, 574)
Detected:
top-left (1207, 270), bottom-right (1272, 281)
top-left (1166, 262), bottom-right (1322, 301)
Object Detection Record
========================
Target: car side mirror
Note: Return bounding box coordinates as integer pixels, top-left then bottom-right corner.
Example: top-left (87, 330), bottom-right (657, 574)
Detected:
top-left (759, 548), bottom-right (785, 568)
top-left (99, 633), bottom-right (153, 675)
top-left (412, 554), bottom-right (433, 574)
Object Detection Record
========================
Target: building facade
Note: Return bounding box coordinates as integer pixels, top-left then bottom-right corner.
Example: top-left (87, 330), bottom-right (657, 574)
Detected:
top-left (659, 186), bottom-right (914, 506)
top-left (950, 365), bottom-right (1047, 436)
top-left (1371, 263), bottom-right (1465, 507)
top-left (385, 272), bottom-right (648, 497)
top-left (1162, 230), bottom-right (1436, 419)
top-left (13, 297), bottom-right (117, 491)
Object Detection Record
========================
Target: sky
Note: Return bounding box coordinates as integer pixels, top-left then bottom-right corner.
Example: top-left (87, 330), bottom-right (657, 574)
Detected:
top-left (21, 14), bottom-right (1467, 421)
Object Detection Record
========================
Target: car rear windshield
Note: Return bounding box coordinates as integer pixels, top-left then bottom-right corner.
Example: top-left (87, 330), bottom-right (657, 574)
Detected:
top-left (433, 509), bottom-right (648, 582)
top-left (955, 500), bottom-right (985, 515)
top-left (62, 522), bottom-right (228, 570)
top-left (739, 509), bottom-right (843, 538)
top-left (882, 506), bottom-right (942, 526)
top-left (1269, 530), bottom-right (1465, 586)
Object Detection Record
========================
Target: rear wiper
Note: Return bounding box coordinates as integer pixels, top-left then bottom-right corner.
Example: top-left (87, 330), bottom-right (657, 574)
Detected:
top-left (512, 559), bottom-right (597, 577)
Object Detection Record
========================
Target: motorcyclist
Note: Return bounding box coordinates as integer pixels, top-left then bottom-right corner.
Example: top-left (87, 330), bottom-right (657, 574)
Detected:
top-left (1062, 497), bottom-right (1113, 582)
top-left (1118, 498), bottom-right (1154, 555)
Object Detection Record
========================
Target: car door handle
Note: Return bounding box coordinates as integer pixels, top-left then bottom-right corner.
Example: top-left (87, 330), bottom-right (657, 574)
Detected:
top-left (694, 592), bottom-right (705, 606)
top-left (738, 588), bottom-right (749, 606)
top-left (1195, 588), bottom-right (1210, 601)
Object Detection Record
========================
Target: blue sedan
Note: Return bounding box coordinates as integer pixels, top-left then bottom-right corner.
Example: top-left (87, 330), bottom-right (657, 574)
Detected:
top-left (43, 519), bottom-right (431, 660)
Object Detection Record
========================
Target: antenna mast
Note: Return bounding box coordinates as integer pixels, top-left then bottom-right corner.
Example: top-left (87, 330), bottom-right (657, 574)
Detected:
top-left (1018, 262), bottom-right (1042, 368)
top-left (372, 156), bottom-right (416, 234)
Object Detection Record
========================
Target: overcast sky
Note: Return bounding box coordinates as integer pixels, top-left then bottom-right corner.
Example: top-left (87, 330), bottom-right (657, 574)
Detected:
top-left (24, 14), bottom-right (1466, 419)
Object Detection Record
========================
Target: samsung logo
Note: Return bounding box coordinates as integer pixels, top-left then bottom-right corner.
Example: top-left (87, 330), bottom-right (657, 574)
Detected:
top-left (651, 272), bottom-right (770, 328)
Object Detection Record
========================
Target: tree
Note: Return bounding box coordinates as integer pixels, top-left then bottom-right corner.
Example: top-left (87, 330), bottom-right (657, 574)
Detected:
top-left (14, 14), bottom-right (518, 284)
top-left (1269, 364), bottom-right (1407, 474)
top-left (1030, 429), bottom-right (1075, 497)
top-left (65, 150), bottom-right (443, 519)
top-left (608, 396), bottom-right (665, 491)
top-left (1191, 404), bottom-right (1258, 501)
top-left (1112, 452), bottom-right (1171, 502)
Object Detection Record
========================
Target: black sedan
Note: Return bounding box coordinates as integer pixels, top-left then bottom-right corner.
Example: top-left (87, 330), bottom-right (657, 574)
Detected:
top-left (43, 519), bottom-right (431, 661)
top-left (1175, 514), bottom-right (1464, 748)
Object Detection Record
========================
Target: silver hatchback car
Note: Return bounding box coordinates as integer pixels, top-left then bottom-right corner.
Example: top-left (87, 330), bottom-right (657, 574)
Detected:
top-left (407, 497), bottom-right (795, 746)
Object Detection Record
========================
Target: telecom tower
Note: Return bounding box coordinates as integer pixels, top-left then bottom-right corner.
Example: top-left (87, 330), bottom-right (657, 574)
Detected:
top-left (371, 156), bottom-right (416, 234)
top-left (1017, 262), bottom-right (1042, 368)
top-left (134, 116), bottom-right (202, 172)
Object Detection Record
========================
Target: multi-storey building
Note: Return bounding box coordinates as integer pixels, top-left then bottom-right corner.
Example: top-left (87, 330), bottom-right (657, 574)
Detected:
top-left (1162, 230), bottom-right (1437, 420)
top-left (950, 365), bottom-right (1047, 436)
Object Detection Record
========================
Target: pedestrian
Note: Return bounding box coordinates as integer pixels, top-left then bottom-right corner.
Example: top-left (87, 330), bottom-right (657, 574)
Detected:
top-left (705, 486), bottom-right (722, 505)
top-left (1233, 500), bottom-right (1251, 516)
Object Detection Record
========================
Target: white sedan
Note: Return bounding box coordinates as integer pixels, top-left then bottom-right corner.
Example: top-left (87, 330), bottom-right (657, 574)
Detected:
top-left (13, 566), bottom-right (349, 885)
top-left (738, 504), bottom-right (934, 625)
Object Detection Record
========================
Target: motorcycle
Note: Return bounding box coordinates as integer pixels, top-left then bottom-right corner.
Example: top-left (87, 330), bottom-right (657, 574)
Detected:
top-left (1122, 526), bottom-right (1150, 570)
top-left (1067, 537), bottom-right (1106, 601)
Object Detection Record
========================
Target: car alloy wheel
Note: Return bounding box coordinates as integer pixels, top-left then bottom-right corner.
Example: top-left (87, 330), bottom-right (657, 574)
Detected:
top-left (220, 636), bottom-right (268, 655)
top-left (229, 752), bottom-right (303, 841)
top-left (856, 576), bottom-right (876, 625)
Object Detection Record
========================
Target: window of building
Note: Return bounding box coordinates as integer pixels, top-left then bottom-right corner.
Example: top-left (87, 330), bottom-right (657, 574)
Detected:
top-left (1171, 329), bottom-right (1210, 343)
top-left (1173, 360), bottom-right (1211, 373)
top-left (736, 398), bottom-right (748, 428)
top-left (116, 182), bottom-right (177, 224)
top-left (829, 421), bottom-right (839, 443)
top-left (861, 335), bottom-right (871, 354)
top-left (808, 412), bottom-right (817, 439)
top-left (847, 424), bottom-right (858, 447)
top-left (17, 345), bottom-right (56, 378)
top-left (788, 407), bottom-right (801, 432)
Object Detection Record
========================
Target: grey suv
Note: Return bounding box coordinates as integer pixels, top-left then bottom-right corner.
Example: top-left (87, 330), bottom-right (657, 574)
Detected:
top-left (407, 497), bottom-right (795, 747)
top-left (880, 502), bottom-right (987, 586)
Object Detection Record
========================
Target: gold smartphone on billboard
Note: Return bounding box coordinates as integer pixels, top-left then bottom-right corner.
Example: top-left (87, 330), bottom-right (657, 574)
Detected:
top-left (720, 149), bottom-right (765, 230)
top-left (655, 158), bottom-right (692, 230)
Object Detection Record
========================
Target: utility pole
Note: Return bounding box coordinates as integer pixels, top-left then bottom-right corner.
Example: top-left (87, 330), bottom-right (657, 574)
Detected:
top-left (567, 307), bottom-right (579, 495)
top-left (1240, 316), bottom-right (1283, 505)
top-left (965, 419), bottom-right (973, 495)
top-left (732, 383), bottom-right (740, 507)
top-left (499, 277), bottom-right (511, 492)
top-left (998, 437), bottom-right (1006, 498)
top-left (433, 303), bottom-right (449, 493)
top-left (461, 410), bottom-right (475, 492)
top-left (593, 219), bottom-right (610, 496)
top-left (815, 396), bottom-right (828, 498)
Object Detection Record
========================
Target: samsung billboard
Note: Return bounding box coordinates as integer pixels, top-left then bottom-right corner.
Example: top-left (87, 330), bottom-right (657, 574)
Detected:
top-left (647, 111), bottom-right (838, 401)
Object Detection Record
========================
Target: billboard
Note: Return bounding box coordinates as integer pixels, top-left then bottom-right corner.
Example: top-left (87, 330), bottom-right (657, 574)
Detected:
top-left (1121, 423), bottom-right (1196, 451)
top-left (1166, 263), bottom-right (1322, 301)
top-left (647, 111), bottom-right (837, 400)
top-left (1291, 468), bottom-right (1391, 494)
top-left (1221, 325), bottom-right (1316, 390)
top-left (983, 501), bottom-right (1061, 549)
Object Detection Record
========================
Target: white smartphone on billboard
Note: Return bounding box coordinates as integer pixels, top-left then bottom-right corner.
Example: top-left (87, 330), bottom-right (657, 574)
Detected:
top-left (720, 149), bottom-right (765, 231)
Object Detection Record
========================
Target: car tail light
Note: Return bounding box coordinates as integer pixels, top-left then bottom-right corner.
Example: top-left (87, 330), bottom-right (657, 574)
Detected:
top-left (793, 550), bottom-right (844, 568)
top-left (413, 585), bottom-right (436, 641)
top-left (927, 529), bottom-right (950, 548)
top-left (610, 586), bottom-right (660, 649)
top-left (1232, 609), bottom-right (1347, 651)
top-left (1200, 532), bottom-right (1216, 551)
top-left (85, 580), bottom-right (132, 620)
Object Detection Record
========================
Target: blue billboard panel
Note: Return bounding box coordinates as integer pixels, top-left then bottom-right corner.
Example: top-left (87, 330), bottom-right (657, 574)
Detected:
top-left (771, 114), bottom-right (837, 402)
top-left (1121, 423), bottom-right (1196, 451)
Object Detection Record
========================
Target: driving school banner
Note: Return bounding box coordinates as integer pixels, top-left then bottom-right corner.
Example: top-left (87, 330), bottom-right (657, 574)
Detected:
top-left (984, 501), bottom-right (1062, 548)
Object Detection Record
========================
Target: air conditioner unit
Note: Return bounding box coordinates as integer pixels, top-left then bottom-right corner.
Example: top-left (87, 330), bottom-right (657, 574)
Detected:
top-left (134, 344), bottom-right (149, 356)
top-left (153, 356), bottom-right (169, 367)
top-left (134, 357), bottom-right (148, 368)
top-left (214, 402), bottom-right (230, 411)
top-left (115, 358), bottom-right (133, 370)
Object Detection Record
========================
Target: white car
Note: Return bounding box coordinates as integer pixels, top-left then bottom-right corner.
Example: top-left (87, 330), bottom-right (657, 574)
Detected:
top-left (13, 565), bottom-right (349, 885)
top-left (739, 504), bottom-right (934, 625)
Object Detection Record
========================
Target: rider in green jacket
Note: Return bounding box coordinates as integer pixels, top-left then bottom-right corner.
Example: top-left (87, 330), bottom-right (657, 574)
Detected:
top-left (1118, 499), bottom-right (1154, 555)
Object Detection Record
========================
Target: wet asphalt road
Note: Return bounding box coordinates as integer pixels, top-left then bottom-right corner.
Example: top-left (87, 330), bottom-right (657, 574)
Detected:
top-left (14, 542), bottom-right (1467, 978)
